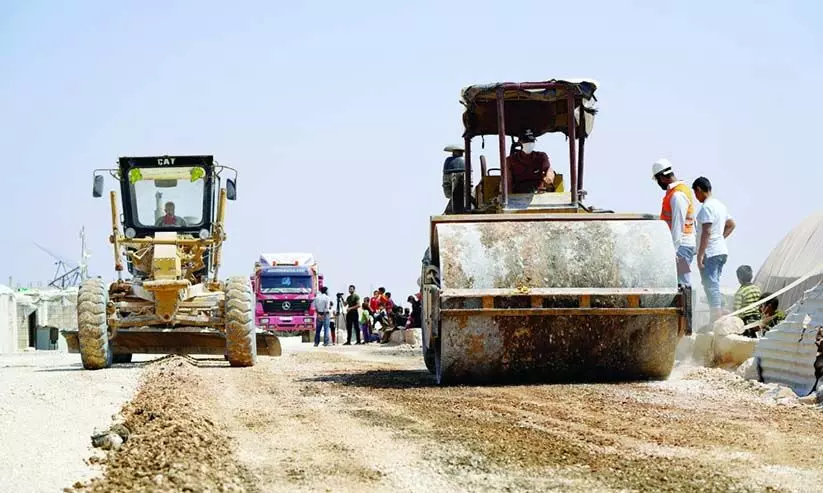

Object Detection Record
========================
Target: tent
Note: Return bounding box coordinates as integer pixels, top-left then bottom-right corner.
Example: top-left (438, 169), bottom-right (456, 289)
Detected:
top-left (754, 211), bottom-right (823, 311)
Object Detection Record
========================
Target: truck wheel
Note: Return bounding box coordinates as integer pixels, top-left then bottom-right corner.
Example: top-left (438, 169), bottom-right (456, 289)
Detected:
top-left (77, 279), bottom-right (112, 370)
top-left (113, 354), bottom-right (133, 364)
top-left (224, 276), bottom-right (257, 367)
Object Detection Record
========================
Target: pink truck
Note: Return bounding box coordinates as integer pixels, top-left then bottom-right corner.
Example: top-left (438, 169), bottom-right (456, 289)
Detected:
top-left (251, 253), bottom-right (324, 341)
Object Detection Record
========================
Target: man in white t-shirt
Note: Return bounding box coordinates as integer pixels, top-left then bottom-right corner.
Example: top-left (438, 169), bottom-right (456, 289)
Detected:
top-left (311, 286), bottom-right (332, 347)
top-left (692, 176), bottom-right (736, 322)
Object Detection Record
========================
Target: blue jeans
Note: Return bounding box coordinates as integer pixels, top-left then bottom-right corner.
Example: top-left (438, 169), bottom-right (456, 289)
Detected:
top-left (676, 245), bottom-right (695, 287)
top-left (314, 313), bottom-right (330, 345)
top-left (700, 254), bottom-right (728, 309)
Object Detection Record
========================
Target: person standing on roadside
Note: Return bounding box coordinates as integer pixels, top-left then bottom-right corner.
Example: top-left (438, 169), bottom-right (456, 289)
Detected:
top-left (359, 301), bottom-right (373, 344)
top-left (344, 284), bottom-right (362, 345)
top-left (311, 286), bottom-right (332, 347)
top-left (692, 176), bottom-right (736, 322)
top-left (652, 158), bottom-right (697, 287)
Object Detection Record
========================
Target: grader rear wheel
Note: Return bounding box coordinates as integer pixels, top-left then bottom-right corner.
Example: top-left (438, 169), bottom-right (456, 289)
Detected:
top-left (224, 276), bottom-right (257, 367)
top-left (77, 279), bottom-right (112, 370)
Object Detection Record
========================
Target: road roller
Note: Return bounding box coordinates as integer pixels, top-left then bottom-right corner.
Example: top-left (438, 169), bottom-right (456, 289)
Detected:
top-left (421, 79), bottom-right (692, 385)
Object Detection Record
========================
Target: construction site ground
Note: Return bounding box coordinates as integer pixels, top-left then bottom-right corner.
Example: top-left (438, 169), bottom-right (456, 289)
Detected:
top-left (3, 338), bottom-right (823, 493)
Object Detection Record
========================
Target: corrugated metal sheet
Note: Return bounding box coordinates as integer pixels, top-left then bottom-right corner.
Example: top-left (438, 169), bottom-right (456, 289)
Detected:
top-left (754, 211), bottom-right (823, 312)
top-left (754, 282), bottom-right (823, 396)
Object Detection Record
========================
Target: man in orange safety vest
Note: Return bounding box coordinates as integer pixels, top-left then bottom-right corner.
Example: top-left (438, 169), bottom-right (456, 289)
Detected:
top-left (652, 158), bottom-right (696, 287)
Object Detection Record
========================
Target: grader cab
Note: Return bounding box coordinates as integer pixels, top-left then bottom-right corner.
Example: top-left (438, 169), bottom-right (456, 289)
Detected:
top-left (62, 155), bottom-right (281, 369)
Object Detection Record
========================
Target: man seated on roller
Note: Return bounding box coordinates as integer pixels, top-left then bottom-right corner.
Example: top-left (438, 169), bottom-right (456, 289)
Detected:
top-left (506, 129), bottom-right (556, 194)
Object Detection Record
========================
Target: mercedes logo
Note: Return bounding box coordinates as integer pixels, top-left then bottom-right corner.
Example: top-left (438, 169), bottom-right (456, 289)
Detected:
top-left (282, 302), bottom-right (291, 310)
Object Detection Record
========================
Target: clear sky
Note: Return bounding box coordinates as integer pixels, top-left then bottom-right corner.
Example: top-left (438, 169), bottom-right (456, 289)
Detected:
top-left (1, 0), bottom-right (821, 300)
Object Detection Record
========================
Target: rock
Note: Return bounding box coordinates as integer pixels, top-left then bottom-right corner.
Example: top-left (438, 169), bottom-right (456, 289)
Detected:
top-left (798, 393), bottom-right (821, 405)
top-left (713, 335), bottom-right (756, 368)
top-left (110, 423), bottom-right (130, 442)
top-left (389, 330), bottom-right (406, 345)
top-left (735, 357), bottom-right (760, 380)
top-left (404, 328), bottom-right (422, 347)
top-left (91, 428), bottom-right (111, 448)
top-left (106, 433), bottom-right (124, 450)
top-left (712, 316), bottom-right (744, 336)
top-left (92, 431), bottom-right (124, 450)
top-left (764, 385), bottom-right (797, 401)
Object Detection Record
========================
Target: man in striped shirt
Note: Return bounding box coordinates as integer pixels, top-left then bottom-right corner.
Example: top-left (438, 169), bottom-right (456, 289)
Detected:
top-left (734, 265), bottom-right (762, 326)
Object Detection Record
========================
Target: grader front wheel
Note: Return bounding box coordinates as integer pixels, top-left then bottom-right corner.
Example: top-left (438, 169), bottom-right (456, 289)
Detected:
top-left (224, 276), bottom-right (257, 367)
top-left (77, 279), bottom-right (112, 370)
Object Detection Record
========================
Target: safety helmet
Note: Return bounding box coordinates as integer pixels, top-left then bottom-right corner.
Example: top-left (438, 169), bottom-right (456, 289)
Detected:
top-left (651, 158), bottom-right (673, 179)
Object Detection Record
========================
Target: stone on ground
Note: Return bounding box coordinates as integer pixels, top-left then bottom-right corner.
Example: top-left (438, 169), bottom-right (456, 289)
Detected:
top-left (404, 328), bottom-right (422, 346)
top-left (712, 316), bottom-right (744, 336)
top-left (389, 330), bottom-right (406, 345)
top-left (736, 357), bottom-right (760, 380)
top-left (713, 334), bottom-right (757, 368)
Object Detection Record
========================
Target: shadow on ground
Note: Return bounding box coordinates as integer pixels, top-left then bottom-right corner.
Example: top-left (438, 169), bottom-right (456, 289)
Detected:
top-left (33, 355), bottom-right (233, 372)
top-left (302, 369), bottom-right (437, 389)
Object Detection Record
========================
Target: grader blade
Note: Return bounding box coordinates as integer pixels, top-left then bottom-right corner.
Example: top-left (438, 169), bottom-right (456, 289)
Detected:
top-left (428, 215), bottom-right (688, 384)
top-left (61, 328), bottom-right (282, 358)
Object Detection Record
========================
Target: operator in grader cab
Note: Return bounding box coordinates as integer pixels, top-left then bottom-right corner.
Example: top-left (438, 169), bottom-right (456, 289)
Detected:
top-left (155, 201), bottom-right (187, 227)
top-left (506, 129), bottom-right (556, 194)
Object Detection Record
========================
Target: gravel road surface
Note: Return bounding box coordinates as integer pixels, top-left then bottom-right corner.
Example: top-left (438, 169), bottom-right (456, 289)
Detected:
top-left (8, 338), bottom-right (823, 493)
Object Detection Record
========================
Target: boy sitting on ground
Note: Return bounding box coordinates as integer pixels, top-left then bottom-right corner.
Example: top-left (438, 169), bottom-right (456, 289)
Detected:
top-left (733, 265), bottom-right (762, 327)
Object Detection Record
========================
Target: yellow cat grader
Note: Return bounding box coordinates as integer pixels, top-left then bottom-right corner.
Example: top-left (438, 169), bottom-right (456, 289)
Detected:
top-left (62, 155), bottom-right (281, 369)
top-left (422, 79), bottom-right (692, 384)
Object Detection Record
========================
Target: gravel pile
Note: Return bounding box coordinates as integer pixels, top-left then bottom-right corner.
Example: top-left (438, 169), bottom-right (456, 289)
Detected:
top-left (69, 356), bottom-right (254, 492)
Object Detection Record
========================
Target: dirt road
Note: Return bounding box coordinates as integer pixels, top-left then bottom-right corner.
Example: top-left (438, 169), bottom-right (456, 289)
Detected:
top-left (0, 352), bottom-right (146, 493)
top-left (67, 338), bottom-right (823, 492)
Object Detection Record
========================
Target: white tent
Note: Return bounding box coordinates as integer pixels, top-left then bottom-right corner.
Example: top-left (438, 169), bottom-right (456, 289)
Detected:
top-left (755, 211), bottom-right (823, 312)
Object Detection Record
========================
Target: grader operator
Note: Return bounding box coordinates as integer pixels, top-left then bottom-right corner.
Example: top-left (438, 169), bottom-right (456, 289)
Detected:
top-left (62, 155), bottom-right (281, 369)
top-left (423, 79), bottom-right (692, 384)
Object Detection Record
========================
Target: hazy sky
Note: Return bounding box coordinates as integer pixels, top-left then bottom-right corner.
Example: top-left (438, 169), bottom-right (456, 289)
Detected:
top-left (1, 0), bottom-right (821, 300)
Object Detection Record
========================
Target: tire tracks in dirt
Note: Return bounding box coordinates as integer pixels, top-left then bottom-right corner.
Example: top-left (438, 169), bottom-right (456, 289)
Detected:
top-left (70, 343), bottom-right (823, 493)
top-left (198, 351), bottom-right (461, 492)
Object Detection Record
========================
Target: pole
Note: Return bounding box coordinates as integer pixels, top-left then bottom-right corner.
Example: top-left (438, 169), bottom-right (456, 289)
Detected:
top-left (566, 92), bottom-right (578, 206)
top-left (496, 87), bottom-right (508, 207)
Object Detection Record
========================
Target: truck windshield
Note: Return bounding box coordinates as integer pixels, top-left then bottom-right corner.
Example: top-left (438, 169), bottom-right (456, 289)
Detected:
top-left (260, 275), bottom-right (313, 294)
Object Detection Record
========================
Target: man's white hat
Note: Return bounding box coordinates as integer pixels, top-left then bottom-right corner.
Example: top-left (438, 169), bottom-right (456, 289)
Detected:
top-left (444, 144), bottom-right (464, 153)
top-left (651, 158), bottom-right (674, 179)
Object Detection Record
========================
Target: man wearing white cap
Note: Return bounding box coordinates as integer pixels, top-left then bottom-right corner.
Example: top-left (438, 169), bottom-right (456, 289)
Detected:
top-left (652, 159), bottom-right (697, 287)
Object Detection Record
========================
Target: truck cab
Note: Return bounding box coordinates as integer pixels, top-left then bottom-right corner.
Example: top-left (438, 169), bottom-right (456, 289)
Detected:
top-left (251, 253), bottom-right (322, 340)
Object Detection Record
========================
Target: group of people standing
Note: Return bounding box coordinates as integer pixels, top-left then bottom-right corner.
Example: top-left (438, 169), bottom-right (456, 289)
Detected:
top-left (653, 159), bottom-right (736, 323)
top-left (311, 284), bottom-right (422, 347)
